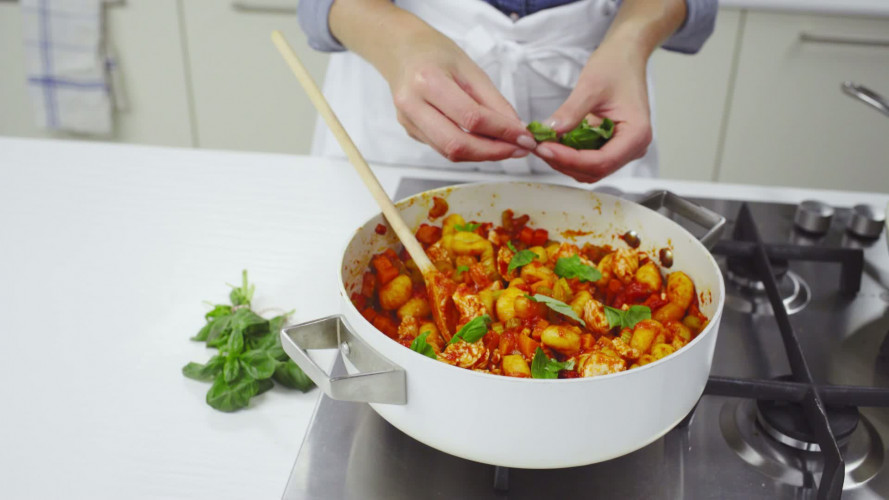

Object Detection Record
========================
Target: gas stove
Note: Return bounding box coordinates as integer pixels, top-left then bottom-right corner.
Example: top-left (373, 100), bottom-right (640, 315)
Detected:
top-left (283, 179), bottom-right (889, 500)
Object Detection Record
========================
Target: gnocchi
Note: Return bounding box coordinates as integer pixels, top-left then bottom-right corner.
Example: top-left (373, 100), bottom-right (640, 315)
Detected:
top-left (351, 209), bottom-right (709, 380)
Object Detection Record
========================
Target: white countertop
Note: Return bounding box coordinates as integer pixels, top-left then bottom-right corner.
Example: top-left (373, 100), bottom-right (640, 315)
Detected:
top-left (1, 137), bottom-right (886, 499)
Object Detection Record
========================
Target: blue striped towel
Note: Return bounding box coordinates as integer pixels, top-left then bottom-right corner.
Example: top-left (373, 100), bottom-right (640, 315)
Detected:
top-left (21, 0), bottom-right (119, 135)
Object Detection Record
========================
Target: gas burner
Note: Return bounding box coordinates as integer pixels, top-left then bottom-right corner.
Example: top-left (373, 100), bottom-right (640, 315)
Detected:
top-left (724, 268), bottom-right (811, 315)
top-left (720, 399), bottom-right (883, 490)
top-left (726, 256), bottom-right (789, 289)
top-left (755, 377), bottom-right (859, 452)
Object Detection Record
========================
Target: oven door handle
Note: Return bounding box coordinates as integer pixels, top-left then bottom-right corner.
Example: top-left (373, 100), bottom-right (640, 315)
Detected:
top-left (281, 315), bottom-right (407, 404)
top-left (638, 191), bottom-right (727, 250)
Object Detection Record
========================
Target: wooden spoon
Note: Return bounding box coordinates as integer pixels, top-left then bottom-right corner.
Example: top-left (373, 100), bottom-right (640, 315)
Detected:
top-left (271, 31), bottom-right (457, 342)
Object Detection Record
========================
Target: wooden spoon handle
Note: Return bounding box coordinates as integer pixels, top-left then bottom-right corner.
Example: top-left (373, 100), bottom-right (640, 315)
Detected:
top-left (271, 31), bottom-right (435, 275)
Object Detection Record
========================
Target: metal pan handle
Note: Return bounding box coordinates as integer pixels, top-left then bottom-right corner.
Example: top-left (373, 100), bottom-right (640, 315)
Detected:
top-left (280, 315), bottom-right (406, 404)
top-left (638, 191), bottom-right (726, 250)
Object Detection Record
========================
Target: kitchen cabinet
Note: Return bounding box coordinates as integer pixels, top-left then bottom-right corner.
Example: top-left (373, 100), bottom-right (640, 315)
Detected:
top-left (0, 1), bottom-right (194, 147)
top-left (718, 11), bottom-right (889, 191)
top-left (651, 8), bottom-right (742, 181)
top-left (180, 0), bottom-right (329, 154)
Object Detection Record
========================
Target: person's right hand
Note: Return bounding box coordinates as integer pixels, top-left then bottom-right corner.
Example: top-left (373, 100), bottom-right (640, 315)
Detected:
top-left (378, 25), bottom-right (538, 162)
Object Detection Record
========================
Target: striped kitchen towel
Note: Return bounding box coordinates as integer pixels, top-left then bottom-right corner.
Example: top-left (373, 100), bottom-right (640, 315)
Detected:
top-left (20, 0), bottom-right (122, 135)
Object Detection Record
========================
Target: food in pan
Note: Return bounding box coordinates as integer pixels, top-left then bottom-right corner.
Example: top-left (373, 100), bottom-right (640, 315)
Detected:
top-left (350, 205), bottom-right (709, 379)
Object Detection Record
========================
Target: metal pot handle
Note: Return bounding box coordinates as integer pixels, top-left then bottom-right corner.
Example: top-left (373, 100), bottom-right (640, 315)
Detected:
top-left (280, 315), bottom-right (407, 404)
top-left (638, 191), bottom-right (726, 250)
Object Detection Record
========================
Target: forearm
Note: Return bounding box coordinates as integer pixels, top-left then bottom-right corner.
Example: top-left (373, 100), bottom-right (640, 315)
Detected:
top-left (329, 0), bottom-right (434, 81)
top-left (599, 0), bottom-right (688, 63)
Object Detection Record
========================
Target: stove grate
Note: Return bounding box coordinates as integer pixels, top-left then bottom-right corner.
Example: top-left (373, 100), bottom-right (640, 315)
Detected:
top-left (702, 203), bottom-right (886, 500)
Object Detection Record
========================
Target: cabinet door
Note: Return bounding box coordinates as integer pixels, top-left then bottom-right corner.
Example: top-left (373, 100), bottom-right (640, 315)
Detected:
top-left (651, 8), bottom-right (742, 182)
top-left (718, 11), bottom-right (889, 192)
top-left (181, 0), bottom-right (329, 154)
top-left (0, 1), bottom-right (194, 147)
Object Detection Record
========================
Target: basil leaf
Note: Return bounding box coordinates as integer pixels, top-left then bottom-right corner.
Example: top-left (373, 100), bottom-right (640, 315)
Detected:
top-left (559, 118), bottom-right (614, 150)
top-left (224, 354), bottom-right (241, 383)
top-left (410, 331), bottom-right (437, 359)
top-left (256, 378), bottom-right (275, 396)
top-left (624, 305), bottom-right (651, 329)
top-left (206, 373), bottom-right (258, 412)
top-left (591, 117), bottom-right (615, 140)
top-left (205, 304), bottom-right (233, 321)
top-left (240, 350), bottom-right (278, 380)
top-left (448, 315), bottom-right (492, 345)
top-left (531, 348), bottom-right (555, 379)
top-left (604, 305), bottom-right (651, 329)
top-left (455, 223), bottom-right (481, 232)
top-left (204, 315), bottom-right (232, 344)
top-left (508, 250), bottom-right (537, 273)
top-left (507, 241), bottom-right (518, 253)
top-left (182, 356), bottom-right (224, 382)
top-left (530, 347), bottom-right (575, 379)
top-left (192, 322), bottom-right (213, 342)
top-left (273, 360), bottom-right (314, 391)
top-left (526, 121), bottom-right (558, 143)
top-left (230, 308), bottom-right (268, 337)
top-left (227, 329), bottom-right (245, 355)
top-left (526, 294), bottom-right (586, 326)
top-left (604, 306), bottom-right (624, 329)
top-left (554, 255), bottom-right (602, 283)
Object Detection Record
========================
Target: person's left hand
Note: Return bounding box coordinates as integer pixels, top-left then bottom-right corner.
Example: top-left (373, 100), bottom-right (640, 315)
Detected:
top-left (533, 43), bottom-right (653, 183)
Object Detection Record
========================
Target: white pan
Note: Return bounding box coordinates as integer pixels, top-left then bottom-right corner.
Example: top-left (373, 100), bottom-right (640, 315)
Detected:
top-left (282, 182), bottom-right (726, 469)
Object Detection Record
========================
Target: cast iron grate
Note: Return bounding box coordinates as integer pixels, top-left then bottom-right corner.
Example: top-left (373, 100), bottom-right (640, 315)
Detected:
top-left (702, 203), bottom-right (887, 499)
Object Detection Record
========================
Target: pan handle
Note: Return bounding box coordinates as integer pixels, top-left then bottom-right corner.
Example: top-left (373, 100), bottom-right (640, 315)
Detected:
top-left (638, 191), bottom-right (726, 250)
top-left (280, 315), bottom-right (407, 404)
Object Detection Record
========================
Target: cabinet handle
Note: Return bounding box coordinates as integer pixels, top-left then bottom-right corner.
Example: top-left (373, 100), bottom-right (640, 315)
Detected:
top-left (231, 1), bottom-right (296, 14)
top-left (842, 82), bottom-right (889, 118)
top-left (799, 32), bottom-right (889, 48)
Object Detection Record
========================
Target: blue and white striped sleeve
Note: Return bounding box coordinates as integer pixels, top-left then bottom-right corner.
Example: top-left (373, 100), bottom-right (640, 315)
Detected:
top-left (661, 0), bottom-right (718, 55)
top-left (297, 0), bottom-right (347, 52)
top-left (297, 0), bottom-right (718, 55)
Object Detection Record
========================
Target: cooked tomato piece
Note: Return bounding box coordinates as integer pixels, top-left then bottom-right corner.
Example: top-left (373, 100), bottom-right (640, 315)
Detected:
top-left (429, 197), bottom-right (448, 219)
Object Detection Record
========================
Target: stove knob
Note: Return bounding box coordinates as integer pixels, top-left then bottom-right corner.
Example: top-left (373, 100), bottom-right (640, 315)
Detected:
top-left (846, 204), bottom-right (885, 239)
top-left (794, 200), bottom-right (834, 235)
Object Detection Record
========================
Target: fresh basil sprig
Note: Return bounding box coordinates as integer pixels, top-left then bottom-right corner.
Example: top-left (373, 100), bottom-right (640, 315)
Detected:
top-left (560, 118), bottom-right (614, 150)
top-left (448, 314), bottom-right (492, 345)
top-left (604, 305), bottom-right (651, 330)
top-left (554, 255), bottom-right (602, 283)
top-left (526, 118), bottom-right (615, 150)
top-left (531, 347), bottom-right (575, 379)
top-left (410, 331), bottom-right (437, 359)
top-left (183, 270), bottom-right (314, 412)
top-left (455, 222), bottom-right (481, 232)
top-left (526, 121), bottom-right (558, 142)
top-left (526, 294), bottom-right (586, 326)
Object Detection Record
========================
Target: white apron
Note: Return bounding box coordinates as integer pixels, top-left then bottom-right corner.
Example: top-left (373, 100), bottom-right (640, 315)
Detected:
top-left (311, 0), bottom-right (658, 178)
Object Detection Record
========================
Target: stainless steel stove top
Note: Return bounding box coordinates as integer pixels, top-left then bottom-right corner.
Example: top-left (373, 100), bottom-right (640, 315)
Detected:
top-left (284, 179), bottom-right (889, 499)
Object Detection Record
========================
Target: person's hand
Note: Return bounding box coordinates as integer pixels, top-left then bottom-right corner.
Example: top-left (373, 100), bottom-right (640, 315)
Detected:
top-left (378, 25), bottom-right (538, 162)
top-left (533, 42), bottom-right (653, 183)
